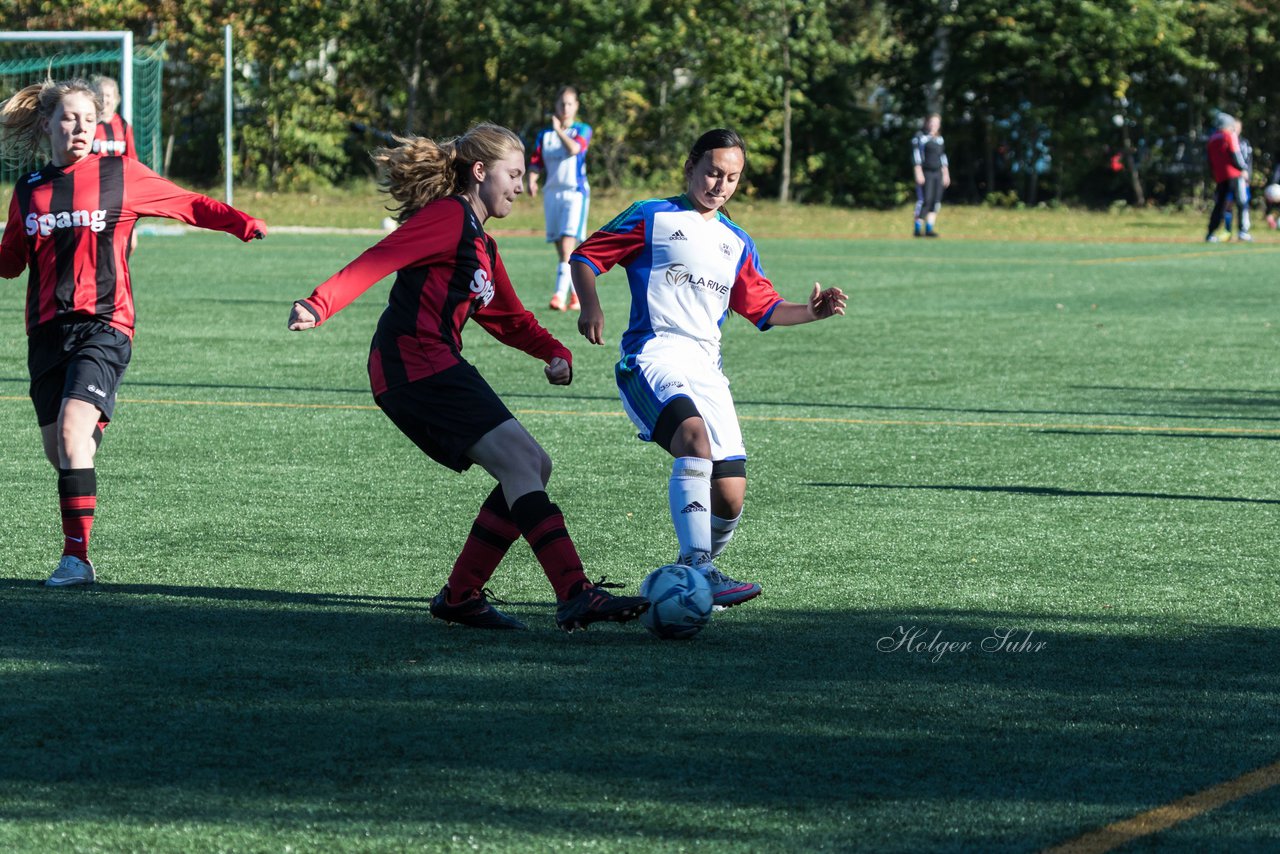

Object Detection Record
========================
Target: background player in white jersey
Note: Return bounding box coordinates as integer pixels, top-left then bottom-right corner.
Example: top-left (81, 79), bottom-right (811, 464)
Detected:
top-left (570, 128), bottom-right (847, 609)
top-left (529, 86), bottom-right (592, 311)
top-left (912, 113), bottom-right (950, 238)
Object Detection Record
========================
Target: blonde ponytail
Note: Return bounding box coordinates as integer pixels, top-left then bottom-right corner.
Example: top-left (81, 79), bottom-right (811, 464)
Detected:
top-left (0, 78), bottom-right (102, 171)
top-left (373, 122), bottom-right (524, 222)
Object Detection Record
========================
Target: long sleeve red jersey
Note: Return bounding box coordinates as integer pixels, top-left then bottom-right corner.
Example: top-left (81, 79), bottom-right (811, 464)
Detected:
top-left (0, 155), bottom-right (264, 339)
top-left (297, 195), bottom-right (571, 397)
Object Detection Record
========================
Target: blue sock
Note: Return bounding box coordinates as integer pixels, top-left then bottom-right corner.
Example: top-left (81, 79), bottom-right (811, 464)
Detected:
top-left (913, 221), bottom-right (921, 235)
top-left (925, 223), bottom-right (934, 234)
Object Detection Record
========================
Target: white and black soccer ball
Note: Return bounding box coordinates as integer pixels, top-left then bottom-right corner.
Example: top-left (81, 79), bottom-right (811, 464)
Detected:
top-left (639, 564), bottom-right (714, 640)
top-left (1265, 184), bottom-right (1280, 205)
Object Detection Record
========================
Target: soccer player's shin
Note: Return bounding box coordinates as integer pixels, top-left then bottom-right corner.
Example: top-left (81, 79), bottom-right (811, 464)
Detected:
top-left (445, 485), bottom-right (520, 602)
top-left (509, 490), bottom-right (588, 600)
top-left (710, 510), bottom-right (741, 559)
top-left (554, 262), bottom-right (572, 300)
top-left (58, 468), bottom-right (96, 560)
top-left (669, 456), bottom-right (713, 564)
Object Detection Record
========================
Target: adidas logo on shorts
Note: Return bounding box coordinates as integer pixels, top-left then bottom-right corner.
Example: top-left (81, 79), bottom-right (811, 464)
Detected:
top-left (670, 229), bottom-right (687, 241)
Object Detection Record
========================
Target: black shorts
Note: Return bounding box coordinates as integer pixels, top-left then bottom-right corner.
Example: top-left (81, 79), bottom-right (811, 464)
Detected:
top-left (375, 361), bottom-right (515, 473)
top-left (28, 320), bottom-right (132, 427)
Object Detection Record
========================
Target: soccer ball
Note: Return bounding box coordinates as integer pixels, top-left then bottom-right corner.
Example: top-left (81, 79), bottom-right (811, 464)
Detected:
top-left (639, 564), bottom-right (714, 640)
top-left (1265, 184), bottom-right (1280, 205)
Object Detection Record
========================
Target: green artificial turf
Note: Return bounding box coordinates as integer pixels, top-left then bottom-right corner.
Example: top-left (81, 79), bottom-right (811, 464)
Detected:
top-left (1, 227), bottom-right (1277, 852)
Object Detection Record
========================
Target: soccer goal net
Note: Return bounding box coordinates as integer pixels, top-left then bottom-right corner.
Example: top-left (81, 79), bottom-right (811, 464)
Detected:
top-left (0, 32), bottom-right (164, 184)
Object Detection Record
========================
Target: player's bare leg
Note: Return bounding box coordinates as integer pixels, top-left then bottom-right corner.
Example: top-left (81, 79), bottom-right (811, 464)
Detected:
top-left (550, 235), bottom-right (579, 310)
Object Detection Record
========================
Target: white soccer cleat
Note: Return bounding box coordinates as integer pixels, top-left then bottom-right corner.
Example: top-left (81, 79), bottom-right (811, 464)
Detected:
top-left (45, 555), bottom-right (96, 587)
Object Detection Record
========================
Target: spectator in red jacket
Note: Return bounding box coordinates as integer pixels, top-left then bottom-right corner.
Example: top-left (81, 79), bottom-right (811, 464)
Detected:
top-left (1205, 113), bottom-right (1250, 242)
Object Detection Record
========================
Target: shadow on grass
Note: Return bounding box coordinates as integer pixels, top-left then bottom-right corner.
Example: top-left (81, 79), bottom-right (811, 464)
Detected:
top-left (4, 377), bottom-right (1278, 427)
top-left (1075, 384), bottom-right (1280, 397)
top-left (1039, 429), bottom-right (1280, 442)
top-left (1121, 222), bottom-right (1189, 230)
top-left (517, 392), bottom-right (1280, 425)
top-left (0, 376), bottom-right (625, 405)
top-left (1071, 384), bottom-right (1280, 414)
top-left (0, 576), bottom-right (430, 609)
top-left (0, 580), bottom-right (1276, 851)
top-left (810, 481), bottom-right (1280, 505)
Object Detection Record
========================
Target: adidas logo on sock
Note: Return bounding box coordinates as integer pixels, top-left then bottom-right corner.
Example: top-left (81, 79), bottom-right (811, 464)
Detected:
top-left (680, 501), bottom-right (707, 514)
top-left (670, 229), bottom-right (687, 241)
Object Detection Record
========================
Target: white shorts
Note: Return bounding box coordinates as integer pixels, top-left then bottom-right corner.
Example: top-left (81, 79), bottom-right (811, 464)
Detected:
top-left (543, 189), bottom-right (589, 242)
top-left (614, 340), bottom-right (746, 462)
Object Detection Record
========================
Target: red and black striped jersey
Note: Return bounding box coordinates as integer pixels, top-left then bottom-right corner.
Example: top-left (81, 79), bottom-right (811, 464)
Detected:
top-left (93, 114), bottom-right (136, 158)
top-left (297, 195), bottom-right (570, 397)
top-left (0, 155), bottom-right (265, 339)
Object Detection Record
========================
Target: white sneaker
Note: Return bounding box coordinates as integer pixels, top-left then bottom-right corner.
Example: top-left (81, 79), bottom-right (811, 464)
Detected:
top-left (1237, 232), bottom-right (1253, 242)
top-left (45, 555), bottom-right (95, 587)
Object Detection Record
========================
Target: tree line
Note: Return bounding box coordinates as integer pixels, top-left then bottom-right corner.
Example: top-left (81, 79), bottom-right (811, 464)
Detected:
top-left (14, 0), bottom-right (1280, 207)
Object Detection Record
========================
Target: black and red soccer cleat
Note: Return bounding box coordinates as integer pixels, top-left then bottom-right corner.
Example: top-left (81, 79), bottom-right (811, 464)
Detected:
top-left (555, 579), bottom-right (649, 632)
top-left (430, 585), bottom-right (527, 630)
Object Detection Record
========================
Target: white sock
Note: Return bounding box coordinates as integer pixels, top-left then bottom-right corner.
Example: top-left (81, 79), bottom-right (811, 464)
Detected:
top-left (669, 457), bottom-right (712, 564)
top-left (710, 510), bottom-right (741, 558)
top-left (555, 262), bottom-right (571, 299)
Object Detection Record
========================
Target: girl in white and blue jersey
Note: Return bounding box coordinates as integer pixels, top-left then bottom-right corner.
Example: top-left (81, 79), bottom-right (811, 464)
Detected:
top-left (571, 128), bottom-right (847, 609)
top-left (529, 86), bottom-right (592, 311)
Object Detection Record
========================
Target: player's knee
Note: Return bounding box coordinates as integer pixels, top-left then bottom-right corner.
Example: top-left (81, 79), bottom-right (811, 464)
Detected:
top-left (536, 445), bottom-right (553, 485)
top-left (715, 494), bottom-right (744, 519)
top-left (58, 425), bottom-right (96, 464)
top-left (671, 420), bottom-right (711, 459)
top-left (511, 431), bottom-right (552, 484)
top-left (711, 460), bottom-right (746, 516)
top-left (655, 397), bottom-right (709, 458)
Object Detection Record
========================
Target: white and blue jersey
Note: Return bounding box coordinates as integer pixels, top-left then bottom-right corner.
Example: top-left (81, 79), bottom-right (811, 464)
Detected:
top-left (570, 194), bottom-right (783, 361)
top-left (572, 194), bottom-right (785, 460)
top-left (530, 122), bottom-right (592, 193)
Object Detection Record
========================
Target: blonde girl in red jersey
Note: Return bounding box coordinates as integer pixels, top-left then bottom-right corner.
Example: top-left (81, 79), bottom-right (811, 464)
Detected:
top-left (0, 78), bottom-right (266, 587)
top-left (288, 123), bottom-right (647, 632)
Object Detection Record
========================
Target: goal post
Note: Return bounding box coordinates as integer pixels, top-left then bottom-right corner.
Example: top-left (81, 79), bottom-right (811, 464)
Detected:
top-left (0, 31), bottom-right (165, 181)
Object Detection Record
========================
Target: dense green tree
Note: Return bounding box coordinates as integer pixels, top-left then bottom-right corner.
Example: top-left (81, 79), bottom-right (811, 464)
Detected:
top-left (5, 0), bottom-right (1279, 203)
